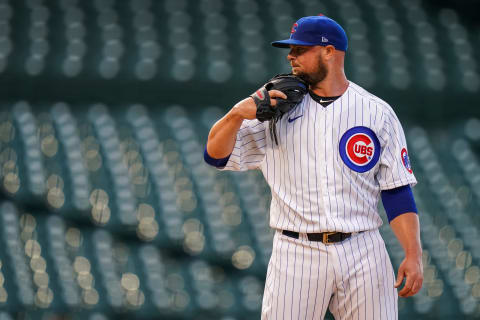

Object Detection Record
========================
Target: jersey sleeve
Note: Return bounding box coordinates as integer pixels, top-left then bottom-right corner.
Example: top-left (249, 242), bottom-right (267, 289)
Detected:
top-left (221, 119), bottom-right (267, 171)
top-left (376, 109), bottom-right (417, 190)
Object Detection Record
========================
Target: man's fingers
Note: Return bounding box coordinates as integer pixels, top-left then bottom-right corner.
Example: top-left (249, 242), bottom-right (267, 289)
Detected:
top-left (269, 90), bottom-right (287, 107)
top-left (269, 90), bottom-right (287, 100)
top-left (406, 280), bottom-right (421, 297)
top-left (398, 285), bottom-right (411, 297)
top-left (409, 277), bottom-right (423, 296)
top-left (394, 268), bottom-right (404, 288)
top-left (399, 283), bottom-right (414, 297)
top-left (402, 279), bottom-right (421, 298)
top-left (398, 276), bottom-right (413, 297)
top-left (398, 272), bottom-right (415, 297)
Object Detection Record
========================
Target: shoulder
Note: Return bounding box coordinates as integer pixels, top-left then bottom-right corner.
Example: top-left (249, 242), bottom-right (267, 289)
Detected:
top-left (348, 81), bottom-right (399, 121)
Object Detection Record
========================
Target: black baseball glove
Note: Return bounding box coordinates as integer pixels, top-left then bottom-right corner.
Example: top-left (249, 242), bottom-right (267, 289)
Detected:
top-left (250, 74), bottom-right (308, 144)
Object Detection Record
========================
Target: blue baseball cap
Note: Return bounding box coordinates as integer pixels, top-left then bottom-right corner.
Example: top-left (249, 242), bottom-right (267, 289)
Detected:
top-left (271, 15), bottom-right (348, 51)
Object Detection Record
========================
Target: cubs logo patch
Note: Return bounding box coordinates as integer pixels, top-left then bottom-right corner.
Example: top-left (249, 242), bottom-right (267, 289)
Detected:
top-left (401, 148), bottom-right (413, 174)
top-left (291, 23), bottom-right (298, 34)
top-left (339, 126), bottom-right (380, 173)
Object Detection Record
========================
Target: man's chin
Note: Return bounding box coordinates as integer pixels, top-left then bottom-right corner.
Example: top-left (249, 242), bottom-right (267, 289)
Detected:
top-left (292, 69), bottom-right (305, 78)
top-left (293, 72), bottom-right (310, 84)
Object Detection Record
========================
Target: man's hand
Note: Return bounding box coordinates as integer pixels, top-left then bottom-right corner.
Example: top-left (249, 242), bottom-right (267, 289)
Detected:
top-left (394, 253), bottom-right (423, 297)
top-left (206, 90), bottom-right (287, 159)
top-left (233, 90), bottom-right (287, 120)
top-left (389, 212), bottom-right (423, 298)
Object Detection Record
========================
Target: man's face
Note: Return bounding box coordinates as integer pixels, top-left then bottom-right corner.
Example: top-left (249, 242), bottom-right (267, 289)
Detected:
top-left (287, 45), bottom-right (328, 85)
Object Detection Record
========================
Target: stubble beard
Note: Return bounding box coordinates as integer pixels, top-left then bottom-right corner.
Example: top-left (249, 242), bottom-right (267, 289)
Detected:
top-left (294, 58), bottom-right (328, 87)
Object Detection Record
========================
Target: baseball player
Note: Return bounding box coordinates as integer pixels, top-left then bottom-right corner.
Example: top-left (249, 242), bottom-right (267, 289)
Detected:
top-left (204, 15), bottom-right (423, 320)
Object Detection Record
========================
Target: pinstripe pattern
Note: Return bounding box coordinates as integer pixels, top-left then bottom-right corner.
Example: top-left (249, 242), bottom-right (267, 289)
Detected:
top-left (261, 230), bottom-right (397, 320)
top-left (217, 81), bottom-right (412, 319)
top-left (222, 81), bottom-right (416, 233)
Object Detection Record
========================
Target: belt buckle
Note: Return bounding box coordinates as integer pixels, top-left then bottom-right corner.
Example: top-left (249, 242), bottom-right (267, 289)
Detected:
top-left (322, 232), bottom-right (336, 245)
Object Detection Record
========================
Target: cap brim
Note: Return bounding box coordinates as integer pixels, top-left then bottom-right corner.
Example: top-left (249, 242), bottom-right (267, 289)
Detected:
top-left (271, 39), bottom-right (317, 48)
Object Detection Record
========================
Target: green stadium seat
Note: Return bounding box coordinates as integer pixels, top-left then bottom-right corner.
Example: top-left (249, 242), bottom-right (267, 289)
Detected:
top-left (87, 104), bottom-right (137, 229)
top-left (23, 0), bottom-right (50, 77)
top-left (461, 118), bottom-right (480, 145)
top-left (0, 312), bottom-right (13, 320)
top-left (6, 102), bottom-right (47, 204)
top-left (50, 103), bottom-right (91, 213)
top-left (125, 104), bottom-right (184, 246)
top-left (0, 1), bottom-right (12, 75)
top-left (0, 201), bottom-right (35, 310)
top-left (437, 8), bottom-right (480, 92)
top-left (60, 0), bottom-right (87, 78)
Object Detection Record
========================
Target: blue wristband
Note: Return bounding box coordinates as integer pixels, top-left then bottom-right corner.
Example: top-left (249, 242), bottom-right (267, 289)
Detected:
top-left (381, 185), bottom-right (418, 223)
top-left (203, 147), bottom-right (230, 168)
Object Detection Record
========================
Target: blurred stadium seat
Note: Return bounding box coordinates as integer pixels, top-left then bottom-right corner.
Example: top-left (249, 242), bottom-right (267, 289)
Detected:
top-left (0, 0), bottom-right (479, 319)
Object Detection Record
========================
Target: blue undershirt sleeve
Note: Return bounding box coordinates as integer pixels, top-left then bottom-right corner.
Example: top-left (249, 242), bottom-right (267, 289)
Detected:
top-left (381, 185), bottom-right (418, 223)
top-left (203, 147), bottom-right (231, 168)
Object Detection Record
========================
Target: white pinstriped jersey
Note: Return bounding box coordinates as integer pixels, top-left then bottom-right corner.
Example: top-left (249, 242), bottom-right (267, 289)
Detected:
top-left (221, 81), bottom-right (417, 233)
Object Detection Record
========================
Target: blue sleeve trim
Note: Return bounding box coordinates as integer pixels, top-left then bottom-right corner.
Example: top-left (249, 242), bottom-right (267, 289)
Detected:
top-left (381, 185), bottom-right (418, 223)
top-left (203, 147), bottom-right (231, 168)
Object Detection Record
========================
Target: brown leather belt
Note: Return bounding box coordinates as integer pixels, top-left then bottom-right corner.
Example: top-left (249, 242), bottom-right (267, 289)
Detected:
top-left (282, 230), bottom-right (359, 245)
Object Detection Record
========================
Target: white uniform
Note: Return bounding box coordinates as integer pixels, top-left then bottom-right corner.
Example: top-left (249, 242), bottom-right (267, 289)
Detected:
top-left (218, 81), bottom-right (417, 319)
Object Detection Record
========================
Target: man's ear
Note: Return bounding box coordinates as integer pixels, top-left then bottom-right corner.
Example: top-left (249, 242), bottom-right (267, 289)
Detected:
top-left (323, 45), bottom-right (336, 60)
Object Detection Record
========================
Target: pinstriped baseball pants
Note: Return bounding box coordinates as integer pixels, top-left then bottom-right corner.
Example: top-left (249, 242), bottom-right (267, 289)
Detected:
top-left (261, 229), bottom-right (398, 320)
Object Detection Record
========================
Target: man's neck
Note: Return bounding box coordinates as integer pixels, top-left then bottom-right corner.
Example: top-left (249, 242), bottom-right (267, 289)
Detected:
top-left (309, 72), bottom-right (349, 97)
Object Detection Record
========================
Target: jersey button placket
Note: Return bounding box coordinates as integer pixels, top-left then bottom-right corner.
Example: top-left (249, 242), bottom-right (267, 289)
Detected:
top-left (317, 105), bottom-right (332, 230)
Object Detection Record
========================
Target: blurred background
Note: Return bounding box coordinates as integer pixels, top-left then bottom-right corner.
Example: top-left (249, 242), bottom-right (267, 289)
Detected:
top-left (0, 0), bottom-right (479, 319)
